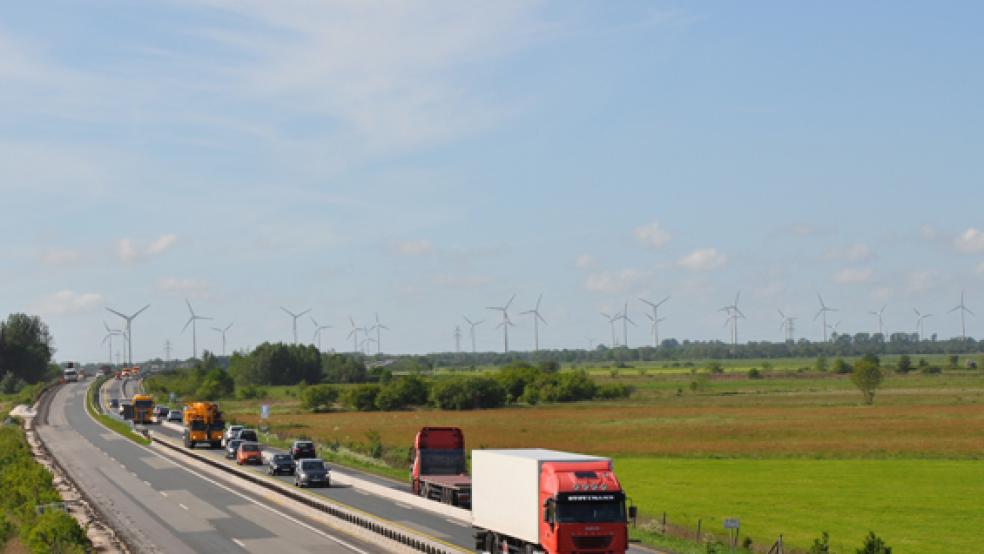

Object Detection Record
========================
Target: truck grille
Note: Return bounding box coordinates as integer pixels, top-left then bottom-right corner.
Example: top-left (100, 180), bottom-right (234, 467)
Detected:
top-left (572, 535), bottom-right (612, 550)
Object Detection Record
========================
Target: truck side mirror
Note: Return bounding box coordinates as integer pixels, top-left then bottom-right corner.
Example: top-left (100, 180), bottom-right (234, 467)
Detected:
top-left (628, 506), bottom-right (638, 519)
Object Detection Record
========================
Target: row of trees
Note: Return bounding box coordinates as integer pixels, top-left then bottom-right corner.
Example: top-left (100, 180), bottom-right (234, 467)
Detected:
top-left (226, 343), bottom-right (387, 386)
top-left (298, 362), bottom-right (632, 412)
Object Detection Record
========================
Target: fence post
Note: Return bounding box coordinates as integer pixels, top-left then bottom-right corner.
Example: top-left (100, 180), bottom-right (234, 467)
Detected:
top-left (661, 512), bottom-right (666, 534)
top-left (778, 534), bottom-right (783, 554)
top-left (697, 519), bottom-right (702, 542)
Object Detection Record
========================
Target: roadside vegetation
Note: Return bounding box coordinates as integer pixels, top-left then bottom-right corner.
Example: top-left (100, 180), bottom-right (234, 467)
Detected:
top-left (87, 377), bottom-right (151, 446)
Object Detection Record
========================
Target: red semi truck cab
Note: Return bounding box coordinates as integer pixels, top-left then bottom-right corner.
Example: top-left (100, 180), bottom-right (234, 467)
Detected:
top-left (472, 449), bottom-right (634, 554)
top-left (411, 427), bottom-right (472, 508)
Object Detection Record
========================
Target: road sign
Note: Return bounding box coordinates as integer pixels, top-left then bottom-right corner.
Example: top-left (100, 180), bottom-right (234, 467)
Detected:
top-left (260, 404), bottom-right (270, 420)
top-left (169, 392), bottom-right (176, 403)
top-left (724, 518), bottom-right (740, 529)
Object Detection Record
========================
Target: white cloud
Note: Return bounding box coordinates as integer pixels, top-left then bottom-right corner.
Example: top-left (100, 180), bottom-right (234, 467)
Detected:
top-left (432, 274), bottom-right (492, 289)
top-left (117, 234), bottom-right (178, 263)
top-left (41, 249), bottom-right (81, 266)
top-left (905, 270), bottom-right (941, 295)
top-left (575, 254), bottom-right (597, 270)
top-left (825, 243), bottom-right (874, 262)
top-left (584, 269), bottom-right (649, 294)
top-left (158, 277), bottom-right (210, 298)
top-left (147, 234), bottom-right (177, 255)
top-left (833, 267), bottom-right (874, 284)
top-left (34, 290), bottom-right (104, 316)
top-left (954, 228), bottom-right (984, 253)
top-left (633, 221), bottom-right (671, 249)
top-left (678, 248), bottom-right (727, 271)
top-left (390, 239), bottom-right (433, 256)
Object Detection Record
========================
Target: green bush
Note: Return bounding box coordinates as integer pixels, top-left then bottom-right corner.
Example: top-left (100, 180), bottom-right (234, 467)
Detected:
top-left (341, 384), bottom-right (381, 411)
top-left (815, 356), bottom-right (829, 372)
top-left (300, 384), bottom-right (339, 412)
top-left (236, 384), bottom-right (267, 400)
top-left (375, 375), bottom-right (429, 410)
top-left (747, 368), bottom-right (762, 379)
top-left (22, 510), bottom-right (89, 554)
top-left (595, 383), bottom-right (633, 400)
top-left (833, 358), bottom-right (853, 374)
top-left (0, 372), bottom-right (26, 395)
top-left (895, 355), bottom-right (912, 374)
top-left (430, 377), bottom-right (506, 410)
top-left (707, 361), bottom-right (724, 374)
top-left (856, 531), bottom-right (892, 553)
top-left (808, 531), bottom-right (831, 554)
top-left (851, 355), bottom-right (884, 405)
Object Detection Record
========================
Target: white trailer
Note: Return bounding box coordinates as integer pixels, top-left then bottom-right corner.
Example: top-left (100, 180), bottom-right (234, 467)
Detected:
top-left (472, 449), bottom-right (612, 547)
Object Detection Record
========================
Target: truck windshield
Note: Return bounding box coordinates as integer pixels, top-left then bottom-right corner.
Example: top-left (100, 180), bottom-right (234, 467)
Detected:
top-left (557, 501), bottom-right (625, 523)
top-left (419, 449), bottom-right (466, 475)
top-left (190, 420), bottom-right (206, 431)
top-left (134, 400), bottom-right (153, 408)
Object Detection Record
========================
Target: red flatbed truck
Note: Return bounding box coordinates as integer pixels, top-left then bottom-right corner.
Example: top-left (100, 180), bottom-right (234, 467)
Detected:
top-left (410, 427), bottom-right (472, 508)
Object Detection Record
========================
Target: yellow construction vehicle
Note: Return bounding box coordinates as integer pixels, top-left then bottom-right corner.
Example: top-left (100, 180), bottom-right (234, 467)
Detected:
top-left (182, 402), bottom-right (224, 448)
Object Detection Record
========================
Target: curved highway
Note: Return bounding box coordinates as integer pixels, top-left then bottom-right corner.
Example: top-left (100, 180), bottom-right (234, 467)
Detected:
top-left (38, 380), bottom-right (388, 554)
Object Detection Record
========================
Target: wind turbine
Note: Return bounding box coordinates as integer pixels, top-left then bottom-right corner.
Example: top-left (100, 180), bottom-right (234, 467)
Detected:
top-left (868, 304), bottom-right (887, 336)
top-left (486, 294), bottom-right (516, 353)
top-left (372, 313), bottom-right (389, 355)
top-left (778, 309), bottom-right (796, 342)
top-left (181, 300), bottom-right (212, 360)
top-left (211, 323), bottom-right (233, 356)
top-left (616, 302), bottom-right (636, 347)
top-left (814, 293), bottom-right (838, 342)
top-left (105, 304), bottom-right (150, 367)
top-left (827, 320), bottom-right (843, 338)
top-left (347, 317), bottom-right (361, 353)
top-left (949, 290), bottom-right (974, 341)
top-left (310, 317), bottom-right (332, 353)
top-left (101, 322), bottom-right (125, 367)
top-left (914, 308), bottom-right (932, 340)
top-left (601, 312), bottom-right (618, 347)
top-left (280, 307), bottom-right (311, 344)
top-left (462, 316), bottom-right (485, 353)
top-left (719, 291), bottom-right (745, 346)
top-left (520, 294), bottom-right (547, 351)
top-left (639, 296), bottom-right (670, 347)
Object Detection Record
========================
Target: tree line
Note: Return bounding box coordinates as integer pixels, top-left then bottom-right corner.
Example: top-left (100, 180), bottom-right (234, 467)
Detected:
top-left (0, 314), bottom-right (58, 395)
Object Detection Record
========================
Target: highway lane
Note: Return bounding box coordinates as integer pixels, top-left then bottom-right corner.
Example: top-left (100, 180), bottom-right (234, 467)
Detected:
top-left (109, 377), bottom-right (474, 549)
top-left (39, 381), bottom-right (389, 554)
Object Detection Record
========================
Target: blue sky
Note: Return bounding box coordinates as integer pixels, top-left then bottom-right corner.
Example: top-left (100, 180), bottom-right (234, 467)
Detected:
top-left (1, 1), bottom-right (982, 362)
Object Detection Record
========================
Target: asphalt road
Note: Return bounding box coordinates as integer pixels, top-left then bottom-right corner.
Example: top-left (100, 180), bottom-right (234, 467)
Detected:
top-left (39, 380), bottom-right (389, 554)
top-left (110, 377), bottom-right (474, 549)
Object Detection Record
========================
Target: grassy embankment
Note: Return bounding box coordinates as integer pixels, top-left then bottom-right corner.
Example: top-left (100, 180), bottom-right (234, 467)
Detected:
top-left (86, 377), bottom-right (151, 446)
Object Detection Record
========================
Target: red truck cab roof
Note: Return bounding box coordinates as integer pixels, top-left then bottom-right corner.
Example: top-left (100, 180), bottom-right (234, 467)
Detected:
top-left (541, 459), bottom-right (622, 496)
top-left (414, 426), bottom-right (464, 450)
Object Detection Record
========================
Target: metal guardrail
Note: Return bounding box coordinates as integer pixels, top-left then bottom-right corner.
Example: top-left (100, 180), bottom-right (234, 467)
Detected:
top-left (150, 434), bottom-right (463, 554)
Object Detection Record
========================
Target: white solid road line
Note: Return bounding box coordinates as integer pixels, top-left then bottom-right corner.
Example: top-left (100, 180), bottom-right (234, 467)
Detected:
top-left (88, 384), bottom-right (372, 554)
top-left (179, 503), bottom-right (189, 511)
top-left (143, 480), bottom-right (151, 487)
top-left (232, 538), bottom-right (246, 548)
top-left (160, 491), bottom-right (168, 497)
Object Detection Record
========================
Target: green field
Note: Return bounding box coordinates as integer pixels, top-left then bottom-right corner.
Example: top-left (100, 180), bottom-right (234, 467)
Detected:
top-left (618, 457), bottom-right (983, 553)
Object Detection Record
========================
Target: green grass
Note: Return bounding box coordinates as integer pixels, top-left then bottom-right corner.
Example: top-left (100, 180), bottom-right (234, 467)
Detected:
top-left (87, 378), bottom-right (150, 446)
top-left (616, 457), bottom-right (984, 554)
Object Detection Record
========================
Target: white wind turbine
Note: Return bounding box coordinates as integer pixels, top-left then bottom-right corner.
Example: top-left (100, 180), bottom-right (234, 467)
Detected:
top-left (453, 325), bottom-right (463, 353)
top-left (347, 317), bottom-right (361, 353)
top-left (914, 308), bottom-right (932, 340)
top-left (639, 296), bottom-right (670, 347)
top-left (719, 291), bottom-right (745, 346)
top-left (280, 307), bottom-right (310, 344)
top-left (182, 300), bottom-right (212, 360)
top-left (372, 313), bottom-right (389, 355)
top-left (777, 309), bottom-right (796, 342)
top-left (601, 312), bottom-right (618, 347)
top-left (106, 304), bottom-right (150, 367)
top-left (814, 293), bottom-right (838, 342)
top-left (827, 320), bottom-right (843, 338)
top-left (519, 294), bottom-right (547, 351)
top-left (616, 301), bottom-right (636, 347)
top-left (868, 304), bottom-right (887, 336)
top-left (310, 316), bottom-right (332, 353)
top-left (949, 290), bottom-right (974, 341)
top-left (462, 316), bottom-right (485, 353)
top-left (212, 323), bottom-right (233, 356)
top-left (486, 294), bottom-right (516, 353)
top-left (101, 322), bottom-right (125, 367)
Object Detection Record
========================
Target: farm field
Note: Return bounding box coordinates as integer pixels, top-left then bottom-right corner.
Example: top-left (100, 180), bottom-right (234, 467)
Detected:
top-left (215, 367), bottom-right (984, 552)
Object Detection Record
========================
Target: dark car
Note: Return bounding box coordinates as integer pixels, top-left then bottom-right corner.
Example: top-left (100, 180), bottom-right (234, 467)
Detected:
top-left (294, 459), bottom-right (330, 488)
top-left (267, 453), bottom-right (296, 476)
top-left (234, 428), bottom-right (258, 442)
top-left (155, 406), bottom-right (170, 418)
top-left (290, 440), bottom-right (316, 460)
top-left (225, 439), bottom-right (243, 459)
top-left (109, 398), bottom-right (120, 409)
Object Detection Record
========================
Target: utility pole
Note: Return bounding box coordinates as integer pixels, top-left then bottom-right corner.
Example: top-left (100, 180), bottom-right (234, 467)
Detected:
top-left (454, 325), bottom-right (462, 353)
top-left (164, 339), bottom-right (172, 363)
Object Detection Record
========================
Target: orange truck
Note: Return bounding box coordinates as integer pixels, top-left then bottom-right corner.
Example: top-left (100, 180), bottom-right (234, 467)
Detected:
top-left (131, 393), bottom-right (155, 425)
top-left (181, 402), bottom-right (225, 448)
